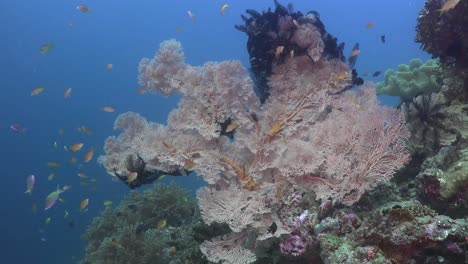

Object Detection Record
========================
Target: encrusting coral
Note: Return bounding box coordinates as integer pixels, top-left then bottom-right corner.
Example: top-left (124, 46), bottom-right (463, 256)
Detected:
top-left (98, 1), bottom-right (410, 262)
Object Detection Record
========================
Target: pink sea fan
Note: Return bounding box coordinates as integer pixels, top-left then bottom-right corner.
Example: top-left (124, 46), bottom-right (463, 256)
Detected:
top-left (200, 232), bottom-right (257, 264)
top-left (138, 39), bottom-right (186, 95)
top-left (294, 84), bottom-right (410, 205)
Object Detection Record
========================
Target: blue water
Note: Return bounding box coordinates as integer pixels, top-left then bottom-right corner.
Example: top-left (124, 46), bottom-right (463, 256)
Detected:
top-left (0, 0), bottom-right (429, 263)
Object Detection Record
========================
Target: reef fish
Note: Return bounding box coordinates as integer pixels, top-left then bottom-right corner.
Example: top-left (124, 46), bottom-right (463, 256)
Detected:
top-left (101, 106), bottom-right (115, 113)
top-left (25, 174), bottom-right (35, 194)
top-left (47, 162), bottom-right (60, 168)
top-left (106, 63), bottom-right (113, 71)
top-left (372, 71), bottom-right (382, 77)
top-left (380, 35), bottom-right (386, 44)
top-left (187, 10), bottom-right (196, 22)
top-left (76, 4), bottom-right (91, 13)
top-left (70, 143), bottom-right (84, 152)
top-left (64, 87), bottom-right (72, 98)
top-left (80, 198), bottom-right (89, 212)
top-left (31, 87), bottom-right (45, 96)
top-left (438, 0), bottom-right (460, 16)
top-left (127, 172), bottom-right (138, 183)
top-left (220, 4), bottom-right (229, 16)
top-left (348, 43), bottom-right (359, 69)
top-left (84, 147), bottom-right (94, 162)
top-left (10, 124), bottom-right (26, 134)
top-left (44, 185), bottom-right (68, 210)
top-left (39, 43), bottom-right (54, 54)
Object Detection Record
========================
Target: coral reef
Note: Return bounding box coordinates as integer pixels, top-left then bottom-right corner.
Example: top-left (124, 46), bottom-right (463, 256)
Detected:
top-left (101, 27), bottom-right (408, 264)
top-left (80, 184), bottom-right (214, 264)
top-left (376, 59), bottom-right (442, 100)
top-left (92, 1), bottom-right (468, 263)
top-left (415, 0), bottom-right (468, 101)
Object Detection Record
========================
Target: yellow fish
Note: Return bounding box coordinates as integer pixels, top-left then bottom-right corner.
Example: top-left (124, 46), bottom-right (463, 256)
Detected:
top-left (45, 217), bottom-right (51, 225)
top-left (337, 71), bottom-right (348, 81)
top-left (103, 200), bottom-right (113, 207)
top-left (70, 143), bottom-right (84, 152)
top-left (127, 172), bottom-right (138, 183)
top-left (47, 162), bottom-right (60, 168)
top-left (31, 87), bottom-right (45, 96)
top-left (157, 219), bottom-right (167, 229)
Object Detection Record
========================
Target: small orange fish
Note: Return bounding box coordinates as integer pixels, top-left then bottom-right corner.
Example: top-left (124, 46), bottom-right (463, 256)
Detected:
top-left (438, 0), bottom-right (460, 16)
top-left (275, 46), bottom-right (285, 58)
top-left (69, 157), bottom-right (77, 164)
top-left (58, 128), bottom-right (64, 136)
top-left (220, 3), bottom-right (229, 16)
top-left (187, 10), bottom-right (196, 22)
top-left (365, 22), bottom-right (374, 29)
top-left (225, 122), bottom-right (238, 133)
top-left (106, 63), bottom-right (113, 71)
top-left (80, 198), bottom-right (89, 212)
top-left (349, 49), bottom-right (360, 57)
top-left (70, 143), bottom-right (84, 152)
top-left (76, 4), bottom-right (90, 13)
top-left (176, 27), bottom-right (183, 33)
top-left (64, 87), bottom-right (72, 98)
top-left (84, 147), bottom-right (94, 163)
top-left (101, 106), bottom-right (115, 112)
top-left (31, 87), bottom-right (45, 96)
top-left (137, 88), bottom-right (147, 94)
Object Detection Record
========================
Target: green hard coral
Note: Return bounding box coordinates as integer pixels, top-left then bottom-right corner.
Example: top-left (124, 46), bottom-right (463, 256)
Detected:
top-left (376, 59), bottom-right (442, 99)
